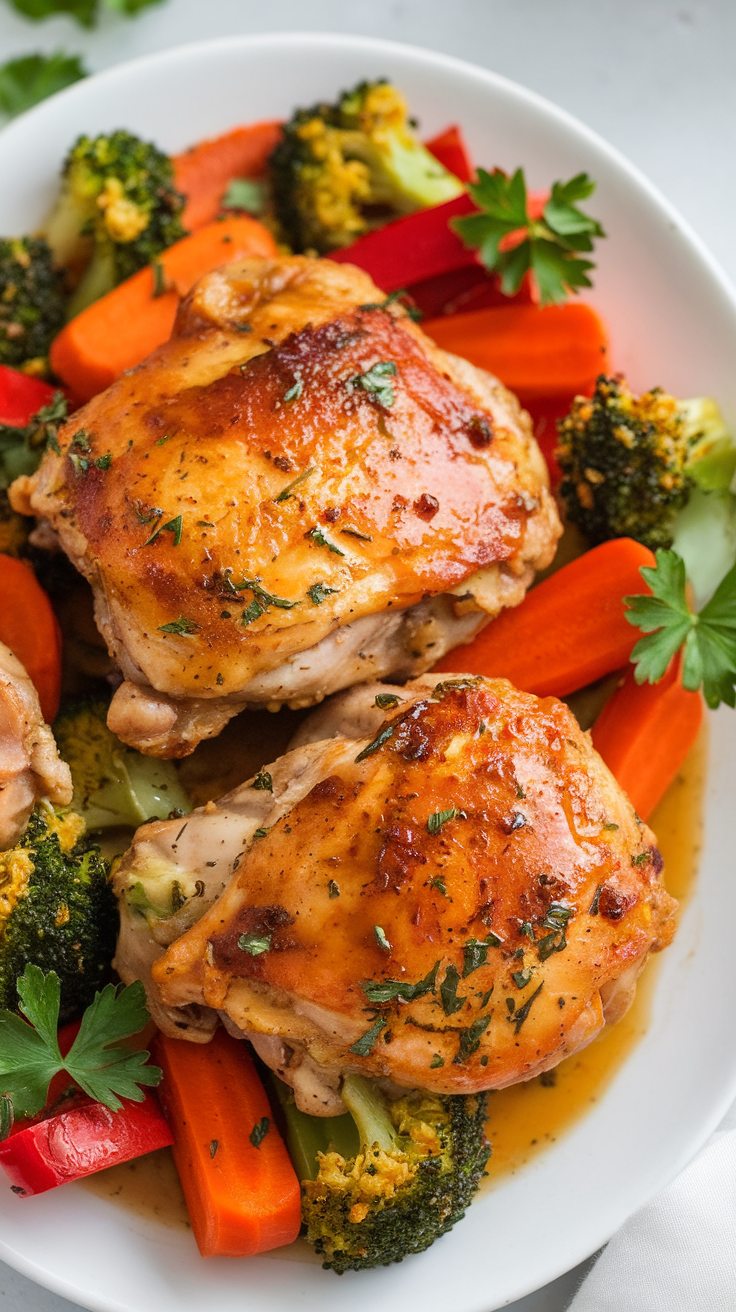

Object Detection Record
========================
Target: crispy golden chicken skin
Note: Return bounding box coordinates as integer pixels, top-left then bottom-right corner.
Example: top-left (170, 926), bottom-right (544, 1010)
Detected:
top-left (12, 257), bottom-right (560, 758)
top-left (141, 675), bottom-right (676, 1105)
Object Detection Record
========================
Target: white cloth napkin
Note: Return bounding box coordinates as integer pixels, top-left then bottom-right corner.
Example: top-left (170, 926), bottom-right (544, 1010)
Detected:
top-left (567, 1129), bottom-right (736, 1312)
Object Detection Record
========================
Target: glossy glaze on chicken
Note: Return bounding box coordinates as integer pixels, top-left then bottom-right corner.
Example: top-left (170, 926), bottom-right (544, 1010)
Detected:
top-left (114, 674), bottom-right (676, 1113)
top-left (12, 257), bottom-right (560, 758)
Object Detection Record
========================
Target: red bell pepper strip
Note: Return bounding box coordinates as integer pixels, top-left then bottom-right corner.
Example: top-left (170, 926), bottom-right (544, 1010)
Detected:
top-left (425, 125), bottom-right (474, 183)
top-left (331, 193), bottom-right (478, 291)
top-left (0, 1090), bottom-right (173, 1197)
top-left (0, 365), bottom-right (57, 427)
top-left (332, 188), bottom-right (549, 300)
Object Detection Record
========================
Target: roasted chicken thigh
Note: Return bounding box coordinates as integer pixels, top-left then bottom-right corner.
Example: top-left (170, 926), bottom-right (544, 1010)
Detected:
top-left (0, 641), bottom-right (72, 851)
top-left (114, 674), bottom-right (676, 1114)
top-left (12, 257), bottom-right (560, 758)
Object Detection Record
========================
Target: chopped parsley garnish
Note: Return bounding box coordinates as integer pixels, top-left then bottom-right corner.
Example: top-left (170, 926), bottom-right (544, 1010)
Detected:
top-left (439, 964), bottom-right (466, 1016)
top-left (351, 360), bottom-right (398, 408)
top-left (624, 548), bottom-right (736, 708)
top-left (374, 692), bottom-right (401, 709)
top-left (306, 526), bottom-right (345, 556)
top-left (349, 1016), bottom-right (387, 1056)
top-left (274, 465), bottom-right (315, 502)
top-left (453, 168), bottom-right (605, 305)
top-left (374, 925), bottom-right (391, 952)
top-left (430, 1053), bottom-right (444, 1069)
top-left (251, 771), bottom-right (273, 792)
top-left (95, 453), bottom-right (112, 470)
top-left (308, 582), bottom-right (339, 605)
top-left (355, 724), bottom-right (394, 763)
top-left (253, 828), bottom-right (269, 840)
top-left (144, 514), bottom-right (183, 547)
top-left (238, 933), bottom-right (272, 956)
top-left (452, 1015), bottom-right (492, 1064)
top-left (588, 886), bottom-right (602, 915)
top-left (0, 965), bottom-right (160, 1119)
top-left (249, 1116), bottom-right (270, 1148)
top-left (156, 434), bottom-right (170, 446)
top-left (428, 807), bottom-right (457, 835)
top-left (512, 968), bottom-right (533, 989)
top-left (328, 880), bottom-right (340, 899)
top-left (241, 599), bottom-right (265, 626)
top-left (509, 982), bottom-right (543, 1034)
top-left (361, 961), bottom-right (439, 1004)
top-left (430, 877), bottom-right (448, 898)
top-left (341, 527), bottom-right (373, 542)
top-left (358, 289), bottom-right (421, 320)
top-left (158, 615), bottom-right (200, 636)
top-left (536, 904), bottom-right (572, 961)
top-left (282, 380), bottom-right (303, 404)
top-left (151, 258), bottom-right (168, 297)
top-left (462, 934), bottom-right (501, 977)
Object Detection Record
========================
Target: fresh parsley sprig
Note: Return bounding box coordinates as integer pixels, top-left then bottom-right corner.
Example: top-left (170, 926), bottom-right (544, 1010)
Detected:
top-left (452, 168), bottom-right (605, 306)
top-left (0, 965), bottom-right (161, 1120)
top-left (624, 549), bottom-right (736, 709)
top-left (0, 52), bottom-right (86, 118)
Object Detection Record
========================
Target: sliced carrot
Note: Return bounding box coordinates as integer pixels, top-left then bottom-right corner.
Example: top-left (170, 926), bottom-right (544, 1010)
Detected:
top-left (0, 555), bottom-right (62, 723)
top-left (173, 121), bottom-right (282, 230)
top-left (422, 302), bottom-right (608, 398)
top-left (591, 657), bottom-right (703, 820)
top-left (153, 1029), bottom-right (301, 1258)
top-left (50, 215), bottom-right (278, 402)
top-left (433, 538), bottom-right (656, 698)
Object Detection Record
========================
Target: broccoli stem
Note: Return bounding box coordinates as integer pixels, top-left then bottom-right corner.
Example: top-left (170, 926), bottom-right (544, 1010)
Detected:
top-left (267, 1074), bottom-right (359, 1181)
top-left (341, 1074), bottom-right (397, 1153)
top-left (66, 244), bottom-right (117, 320)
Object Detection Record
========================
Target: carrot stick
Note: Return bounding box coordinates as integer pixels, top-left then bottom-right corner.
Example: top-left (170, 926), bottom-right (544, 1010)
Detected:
top-left (591, 657), bottom-right (703, 820)
top-left (153, 1029), bottom-right (301, 1258)
top-left (173, 121), bottom-right (282, 230)
top-left (50, 214), bottom-right (278, 402)
top-left (433, 538), bottom-right (656, 698)
top-left (0, 555), bottom-right (62, 723)
top-left (422, 302), bottom-right (608, 397)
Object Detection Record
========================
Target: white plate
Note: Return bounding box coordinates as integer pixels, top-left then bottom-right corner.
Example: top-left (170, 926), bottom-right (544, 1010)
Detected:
top-left (1, 31), bottom-right (735, 1312)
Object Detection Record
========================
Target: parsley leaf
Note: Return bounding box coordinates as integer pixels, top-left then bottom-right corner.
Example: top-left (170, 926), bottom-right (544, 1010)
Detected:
top-left (306, 526), bottom-right (345, 556)
top-left (8, 0), bottom-right (163, 28)
top-left (349, 1016), bottom-right (387, 1056)
top-left (624, 549), bottom-right (736, 709)
top-left (249, 1115), bottom-right (270, 1147)
top-left (238, 933), bottom-right (271, 956)
top-left (222, 178), bottom-right (266, 216)
top-left (427, 807), bottom-right (457, 835)
top-left (307, 582), bottom-right (338, 605)
top-left (361, 961), bottom-right (439, 1004)
top-left (158, 615), bottom-right (199, 636)
top-left (452, 168), bottom-right (605, 306)
top-left (0, 51), bottom-right (87, 118)
top-left (351, 360), bottom-right (397, 408)
top-left (0, 965), bottom-right (160, 1118)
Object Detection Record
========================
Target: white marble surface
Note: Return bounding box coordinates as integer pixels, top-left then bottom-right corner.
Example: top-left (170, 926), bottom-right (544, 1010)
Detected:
top-left (0, 1), bottom-right (734, 1308)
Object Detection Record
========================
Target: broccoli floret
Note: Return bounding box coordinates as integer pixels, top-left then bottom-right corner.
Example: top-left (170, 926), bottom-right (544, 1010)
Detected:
top-left (0, 237), bottom-right (66, 372)
top-left (272, 1072), bottom-right (489, 1272)
top-left (269, 79), bottom-right (465, 254)
top-left (0, 390), bottom-right (67, 556)
top-left (0, 803), bottom-right (117, 1022)
top-left (53, 698), bottom-right (191, 832)
top-left (44, 129), bottom-right (186, 318)
top-left (557, 374), bottom-right (736, 551)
